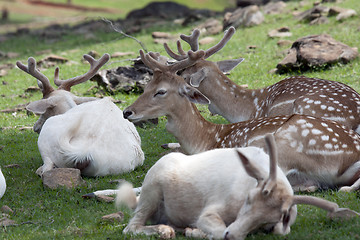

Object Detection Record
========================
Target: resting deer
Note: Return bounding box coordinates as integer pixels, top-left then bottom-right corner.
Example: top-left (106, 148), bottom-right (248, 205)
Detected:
top-left (117, 135), bottom-right (359, 239)
top-left (123, 50), bottom-right (360, 192)
top-left (163, 27), bottom-right (360, 133)
top-left (17, 55), bottom-right (144, 176)
top-left (0, 168), bottom-right (5, 199)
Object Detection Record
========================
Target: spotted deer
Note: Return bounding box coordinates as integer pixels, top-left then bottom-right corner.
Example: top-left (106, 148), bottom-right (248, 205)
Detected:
top-left (163, 27), bottom-right (360, 133)
top-left (16, 54), bottom-right (110, 133)
top-left (123, 50), bottom-right (360, 192)
top-left (117, 135), bottom-right (359, 239)
top-left (16, 54), bottom-right (144, 176)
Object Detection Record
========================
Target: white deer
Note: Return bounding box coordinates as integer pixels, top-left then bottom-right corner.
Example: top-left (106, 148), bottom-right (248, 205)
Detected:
top-left (123, 50), bottom-right (360, 192)
top-left (116, 135), bottom-right (359, 239)
top-left (163, 27), bottom-right (360, 133)
top-left (0, 168), bottom-right (5, 199)
top-left (16, 54), bottom-right (144, 177)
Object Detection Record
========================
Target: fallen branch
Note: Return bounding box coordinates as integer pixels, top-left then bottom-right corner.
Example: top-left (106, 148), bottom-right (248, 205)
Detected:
top-left (102, 18), bottom-right (148, 53)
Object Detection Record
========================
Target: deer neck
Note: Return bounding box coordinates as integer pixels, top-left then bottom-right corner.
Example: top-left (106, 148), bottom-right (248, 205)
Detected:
top-left (165, 101), bottom-right (227, 155)
top-left (198, 72), bottom-right (265, 123)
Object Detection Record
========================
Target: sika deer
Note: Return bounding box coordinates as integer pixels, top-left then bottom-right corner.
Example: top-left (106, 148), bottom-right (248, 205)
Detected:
top-left (17, 55), bottom-right (145, 176)
top-left (164, 27), bottom-right (360, 133)
top-left (117, 135), bottom-right (359, 239)
top-left (123, 50), bottom-right (360, 192)
top-left (16, 54), bottom-right (109, 133)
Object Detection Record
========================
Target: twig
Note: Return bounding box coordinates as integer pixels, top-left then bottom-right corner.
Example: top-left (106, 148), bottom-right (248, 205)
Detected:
top-left (101, 17), bottom-right (148, 53)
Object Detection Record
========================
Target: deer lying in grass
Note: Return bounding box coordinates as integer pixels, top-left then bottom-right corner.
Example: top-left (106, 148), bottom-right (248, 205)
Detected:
top-left (0, 168), bottom-right (5, 199)
top-left (117, 135), bottom-right (359, 239)
top-left (17, 55), bottom-right (144, 176)
top-left (123, 50), bottom-right (360, 192)
top-left (163, 27), bottom-right (360, 133)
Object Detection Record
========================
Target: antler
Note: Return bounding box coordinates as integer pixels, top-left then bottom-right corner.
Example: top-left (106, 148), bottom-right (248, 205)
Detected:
top-left (262, 134), bottom-right (278, 195)
top-left (164, 27), bottom-right (236, 61)
top-left (16, 57), bottom-right (55, 97)
top-left (54, 53), bottom-right (110, 91)
top-left (140, 50), bottom-right (205, 73)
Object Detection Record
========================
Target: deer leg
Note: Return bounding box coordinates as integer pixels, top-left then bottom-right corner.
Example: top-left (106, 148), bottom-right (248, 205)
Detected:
top-left (188, 208), bottom-right (227, 239)
top-left (124, 187), bottom-right (174, 238)
top-left (36, 156), bottom-right (56, 176)
top-left (338, 163), bottom-right (360, 192)
top-left (285, 169), bottom-right (319, 192)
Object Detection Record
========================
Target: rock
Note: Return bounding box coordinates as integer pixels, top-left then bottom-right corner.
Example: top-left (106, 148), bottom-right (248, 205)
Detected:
top-left (42, 168), bottom-right (85, 189)
top-left (195, 18), bottom-right (223, 36)
top-left (111, 52), bottom-right (135, 58)
top-left (94, 194), bottom-right (115, 203)
top-left (101, 211), bottom-right (124, 223)
top-left (336, 9), bottom-right (357, 21)
top-left (295, 5), bottom-right (329, 22)
top-left (199, 37), bottom-right (215, 45)
top-left (309, 16), bottom-right (329, 25)
top-left (223, 5), bottom-right (264, 30)
top-left (263, 1), bottom-right (287, 15)
top-left (268, 27), bottom-right (292, 38)
top-left (126, 2), bottom-right (190, 20)
top-left (37, 55), bottom-right (69, 68)
top-left (276, 34), bottom-right (358, 73)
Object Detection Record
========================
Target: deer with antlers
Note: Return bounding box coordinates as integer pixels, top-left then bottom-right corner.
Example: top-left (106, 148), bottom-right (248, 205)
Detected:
top-left (117, 135), bottom-right (359, 239)
top-left (123, 50), bottom-right (360, 192)
top-left (16, 54), bottom-right (144, 176)
top-left (163, 27), bottom-right (360, 134)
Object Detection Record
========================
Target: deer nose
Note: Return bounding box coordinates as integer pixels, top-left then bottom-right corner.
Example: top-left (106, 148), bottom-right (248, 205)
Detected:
top-left (123, 110), bottom-right (133, 119)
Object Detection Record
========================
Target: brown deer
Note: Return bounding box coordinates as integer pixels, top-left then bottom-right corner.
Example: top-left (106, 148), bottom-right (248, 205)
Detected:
top-left (123, 50), bottom-right (360, 192)
top-left (163, 27), bottom-right (360, 134)
top-left (16, 54), bottom-right (110, 133)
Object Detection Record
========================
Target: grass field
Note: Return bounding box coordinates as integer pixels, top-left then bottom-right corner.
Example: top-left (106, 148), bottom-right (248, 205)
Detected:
top-left (1, 0), bottom-right (360, 239)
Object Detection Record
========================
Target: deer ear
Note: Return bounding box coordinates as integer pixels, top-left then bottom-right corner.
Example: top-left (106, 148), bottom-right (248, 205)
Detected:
top-left (189, 68), bottom-right (208, 87)
top-left (236, 149), bottom-right (264, 182)
top-left (26, 99), bottom-right (56, 114)
top-left (179, 84), bottom-right (210, 105)
top-left (216, 58), bottom-right (244, 73)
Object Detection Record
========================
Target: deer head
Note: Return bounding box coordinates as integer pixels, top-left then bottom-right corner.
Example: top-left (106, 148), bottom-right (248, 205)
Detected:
top-left (225, 134), bottom-right (360, 240)
top-left (16, 53), bottom-right (110, 133)
top-left (123, 50), bottom-right (210, 123)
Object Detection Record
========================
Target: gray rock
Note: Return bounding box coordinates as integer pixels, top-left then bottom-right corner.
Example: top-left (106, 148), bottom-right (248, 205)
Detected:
top-left (42, 168), bottom-right (84, 189)
top-left (263, 1), bottom-right (287, 15)
top-left (276, 34), bottom-right (358, 73)
top-left (223, 5), bottom-right (264, 30)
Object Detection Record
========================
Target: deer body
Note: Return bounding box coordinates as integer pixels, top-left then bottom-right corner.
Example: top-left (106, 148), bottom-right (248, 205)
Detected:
top-left (165, 27), bottom-right (360, 133)
top-left (38, 97), bottom-right (144, 176)
top-left (17, 54), bottom-right (144, 176)
top-left (0, 168), bottom-right (5, 199)
top-left (117, 135), bottom-right (358, 239)
top-left (123, 50), bottom-right (360, 191)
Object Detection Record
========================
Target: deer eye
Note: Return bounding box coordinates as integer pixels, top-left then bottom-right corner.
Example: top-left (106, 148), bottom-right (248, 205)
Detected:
top-left (154, 89), bottom-right (167, 97)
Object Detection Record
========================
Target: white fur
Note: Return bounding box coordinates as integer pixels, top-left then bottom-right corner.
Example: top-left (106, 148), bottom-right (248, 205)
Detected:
top-left (118, 147), bottom-right (297, 239)
top-left (37, 98), bottom-right (144, 176)
top-left (0, 168), bottom-right (6, 199)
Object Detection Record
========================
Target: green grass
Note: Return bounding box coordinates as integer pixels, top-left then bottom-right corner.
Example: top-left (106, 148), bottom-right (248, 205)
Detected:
top-left (1, 0), bottom-right (360, 239)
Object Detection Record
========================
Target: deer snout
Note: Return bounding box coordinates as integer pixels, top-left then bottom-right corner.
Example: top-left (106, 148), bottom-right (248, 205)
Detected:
top-left (123, 110), bottom-right (133, 119)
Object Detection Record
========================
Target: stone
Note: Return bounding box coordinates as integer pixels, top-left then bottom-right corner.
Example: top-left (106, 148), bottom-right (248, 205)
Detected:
top-left (1, 205), bottom-right (13, 214)
top-left (268, 27), bottom-right (292, 38)
top-left (42, 168), bottom-right (85, 189)
top-left (276, 34), bottom-right (358, 73)
top-left (195, 18), bottom-right (222, 36)
top-left (223, 5), bottom-right (264, 30)
top-left (0, 217), bottom-right (16, 227)
top-left (199, 37), bottom-right (215, 45)
top-left (263, 1), bottom-right (287, 15)
top-left (277, 39), bottom-right (293, 47)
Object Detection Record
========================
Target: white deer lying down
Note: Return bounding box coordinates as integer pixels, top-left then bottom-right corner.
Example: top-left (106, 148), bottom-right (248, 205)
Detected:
top-left (123, 50), bottom-right (360, 192)
top-left (164, 27), bottom-right (360, 133)
top-left (37, 97), bottom-right (144, 176)
top-left (17, 54), bottom-right (144, 176)
top-left (116, 135), bottom-right (359, 239)
top-left (0, 168), bottom-right (6, 199)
